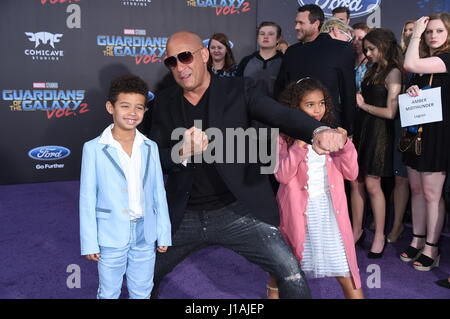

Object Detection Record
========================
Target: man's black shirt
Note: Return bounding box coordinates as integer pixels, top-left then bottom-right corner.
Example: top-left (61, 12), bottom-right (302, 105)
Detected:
top-left (182, 89), bottom-right (236, 211)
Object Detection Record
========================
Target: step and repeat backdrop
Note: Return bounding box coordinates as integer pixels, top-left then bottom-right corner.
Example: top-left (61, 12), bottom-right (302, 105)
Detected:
top-left (1, 0), bottom-right (448, 185)
top-left (0, 0), bottom-right (257, 184)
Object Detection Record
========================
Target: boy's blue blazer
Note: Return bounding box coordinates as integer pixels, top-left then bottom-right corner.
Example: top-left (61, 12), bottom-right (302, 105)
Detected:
top-left (79, 135), bottom-right (171, 255)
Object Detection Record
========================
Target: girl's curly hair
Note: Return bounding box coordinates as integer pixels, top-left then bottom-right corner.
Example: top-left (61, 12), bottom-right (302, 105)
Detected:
top-left (278, 78), bottom-right (335, 148)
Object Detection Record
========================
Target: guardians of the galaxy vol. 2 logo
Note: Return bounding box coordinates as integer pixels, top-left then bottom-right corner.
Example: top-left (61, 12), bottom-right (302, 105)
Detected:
top-left (97, 29), bottom-right (167, 65)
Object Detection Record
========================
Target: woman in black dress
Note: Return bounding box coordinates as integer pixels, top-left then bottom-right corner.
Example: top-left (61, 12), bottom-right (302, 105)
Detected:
top-left (351, 28), bottom-right (403, 258)
top-left (400, 12), bottom-right (450, 271)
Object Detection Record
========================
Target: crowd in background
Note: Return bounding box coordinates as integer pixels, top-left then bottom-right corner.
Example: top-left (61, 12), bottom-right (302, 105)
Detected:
top-left (196, 5), bottom-right (450, 295)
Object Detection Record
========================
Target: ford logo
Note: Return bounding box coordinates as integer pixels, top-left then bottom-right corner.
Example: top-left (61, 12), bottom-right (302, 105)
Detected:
top-left (28, 146), bottom-right (71, 161)
top-left (298, 0), bottom-right (381, 18)
top-left (203, 38), bottom-right (234, 48)
top-left (147, 91), bottom-right (155, 102)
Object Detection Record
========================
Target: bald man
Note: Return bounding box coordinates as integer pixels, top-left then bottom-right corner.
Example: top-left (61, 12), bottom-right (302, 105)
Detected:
top-left (149, 31), bottom-right (346, 299)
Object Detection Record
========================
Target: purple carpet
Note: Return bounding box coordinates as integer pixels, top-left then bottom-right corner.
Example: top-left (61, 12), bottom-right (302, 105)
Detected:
top-left (0, 181), bottom-right (449, 299)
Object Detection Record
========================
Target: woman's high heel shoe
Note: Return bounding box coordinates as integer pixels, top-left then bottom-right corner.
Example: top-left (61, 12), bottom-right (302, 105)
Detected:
top-left (367, 237), bottom-right (386, 259)
top-left (399, 234), bottom-right (425, 262)
top-left (387, 224), bottom-right (404, 243)
top-left (413, 242), bottom-right (440, 271)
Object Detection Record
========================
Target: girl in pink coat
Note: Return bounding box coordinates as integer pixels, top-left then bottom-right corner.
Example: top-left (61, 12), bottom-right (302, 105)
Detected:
top-left (268, 78), bottom-right (364, 299)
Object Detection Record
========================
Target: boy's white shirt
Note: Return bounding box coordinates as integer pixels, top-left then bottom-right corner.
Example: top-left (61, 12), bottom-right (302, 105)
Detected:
top-left (98, 124), bottom-right (148, 220)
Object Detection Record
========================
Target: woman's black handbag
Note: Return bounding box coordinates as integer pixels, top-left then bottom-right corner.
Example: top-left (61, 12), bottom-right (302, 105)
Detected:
top-left (398, 126), bottom-right (422, 156)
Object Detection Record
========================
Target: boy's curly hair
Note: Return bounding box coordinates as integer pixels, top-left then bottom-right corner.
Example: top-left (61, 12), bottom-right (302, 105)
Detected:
top-left (107, 74), bottom-right (149, 105)
top-left (278, 78), bottom-right (335, 148)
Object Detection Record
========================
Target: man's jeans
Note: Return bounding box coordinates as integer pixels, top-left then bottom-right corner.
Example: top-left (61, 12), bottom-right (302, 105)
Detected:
top-left (152, 202), bottom-right (311, 298)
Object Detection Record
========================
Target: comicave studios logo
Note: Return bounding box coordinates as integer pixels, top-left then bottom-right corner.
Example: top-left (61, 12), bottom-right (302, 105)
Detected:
top-left (24, 31), bottom-right (64, 61)
top-left (298, 0), bottom-right (381, 17)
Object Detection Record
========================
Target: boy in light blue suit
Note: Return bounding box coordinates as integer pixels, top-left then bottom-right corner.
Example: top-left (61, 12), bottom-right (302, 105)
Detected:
top-left (79, 74), bottom-right (171, 299)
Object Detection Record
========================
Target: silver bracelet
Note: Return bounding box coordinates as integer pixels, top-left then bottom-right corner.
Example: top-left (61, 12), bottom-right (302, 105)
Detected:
top-left (312, 126), bottom-right (331, 136)
top-left (311, 126), bottom-right (331, 143)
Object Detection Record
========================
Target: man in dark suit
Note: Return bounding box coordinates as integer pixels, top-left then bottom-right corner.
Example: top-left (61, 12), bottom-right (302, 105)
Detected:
top-left (149, 30), bottom-right (346, 299)
top-left (275, 4), bottom-right (357, 135)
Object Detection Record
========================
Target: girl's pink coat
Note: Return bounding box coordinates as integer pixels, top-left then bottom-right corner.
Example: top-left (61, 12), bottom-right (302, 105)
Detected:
top-left (275, 137), bottom-right (361, 289)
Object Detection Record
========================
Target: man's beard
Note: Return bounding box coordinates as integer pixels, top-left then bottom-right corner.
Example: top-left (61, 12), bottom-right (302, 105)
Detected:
top-left (297, 28), bottom-right (313, 42)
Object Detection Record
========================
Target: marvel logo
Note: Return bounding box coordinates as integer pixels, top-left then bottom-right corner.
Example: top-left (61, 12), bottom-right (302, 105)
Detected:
top-left (123, 29), bottom-right (146, 35)
top-left (33, 82), bottom-right (58, 88)
top-left (33, 82), bottom-right (46, 89)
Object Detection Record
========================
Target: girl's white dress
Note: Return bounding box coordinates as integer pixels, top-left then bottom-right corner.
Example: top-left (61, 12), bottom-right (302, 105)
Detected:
top-left (301, 145), bottom-right (351, 278)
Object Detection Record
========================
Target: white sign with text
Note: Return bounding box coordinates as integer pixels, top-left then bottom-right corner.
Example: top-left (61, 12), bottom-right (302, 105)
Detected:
top-left (398, 87), bottom-right (442, 127)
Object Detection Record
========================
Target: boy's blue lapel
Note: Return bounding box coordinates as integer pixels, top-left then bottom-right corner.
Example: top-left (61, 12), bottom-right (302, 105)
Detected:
top-left (102, 145), bottom-right (126, 180)
top-left (141, 141), bottom-right (151, 187)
